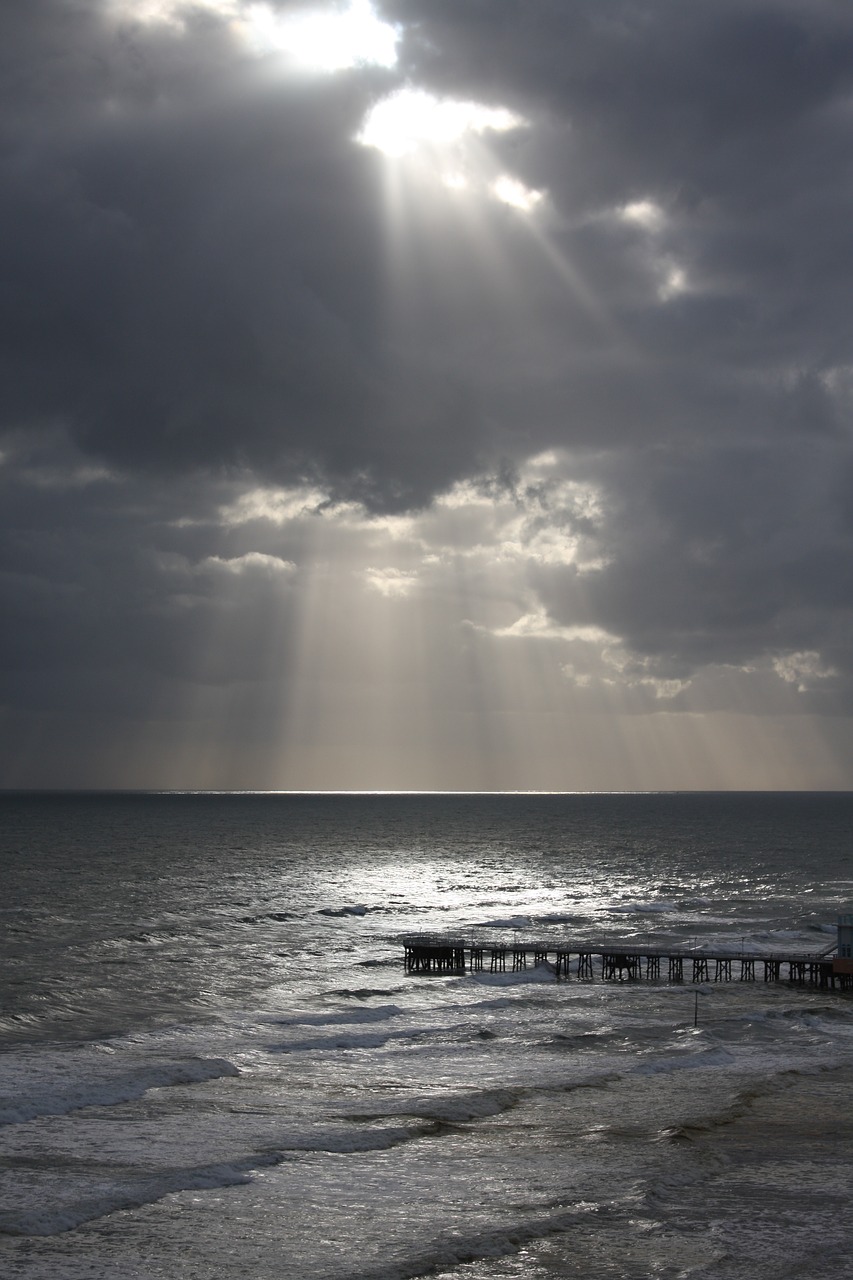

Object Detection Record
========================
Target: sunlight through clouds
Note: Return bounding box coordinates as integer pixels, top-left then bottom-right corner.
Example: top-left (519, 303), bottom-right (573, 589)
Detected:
top-left (363, 566), bottom-right (419, 597)
top-left (202, 552), bottom-right (297, 576)
top-left (218, 485), bottom-right (329, 527)
top-left (620, 199), bottom-right (666, 232)
top-left (773, 650), bottom-right (837, 692)
top-left (616, 196), bottom-right (691, 303)
top-left (244, 0), bottom-right (398, 69)
top-left (356, 87), bottom-right (547, 217)
top-left (494, 613), bottom-right (614, 644)
top-left (7, 0), bottom-right (853, 791)
top-left (107, 0), bottom-right (399, 71)
top-left (491, 175), bottom-right (544, 212)
top-left (357, 89), bottom-right (522, 159)
top-left (106, 0), bottom-right (240, 28)
top-left (658, 262), bottom-right (689, 301)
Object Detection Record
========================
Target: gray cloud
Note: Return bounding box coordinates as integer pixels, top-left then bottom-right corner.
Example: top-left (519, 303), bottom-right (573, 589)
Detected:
top-left (3, 0), bottom-right (853, 785)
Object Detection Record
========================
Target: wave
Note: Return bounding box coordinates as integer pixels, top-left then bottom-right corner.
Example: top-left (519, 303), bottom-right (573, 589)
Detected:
top-left (265, 1016), bottom-right (472, 1052)
top-left (658, 1085), bottom-right (765, 1143)
top-left (632, 1046), bottom-right (736, 1076)
top-left (346, 1087), bottom-right (519, 1126)
top-left (0, 1057), bottom-right (239, 1127)
top-left (469, 962), bottom-right (557, 986)
top-left (473, 915), bottom-right (534, 929)
top-left (236, 911), bottom-right (293, 924)
top-left (264, 1004), bottom-right (403, 1029)
top-left (0, 1115), bottom-right (439, 1239)
top-left (0, 1157), bottom-right (271, 1237)
top-left (267, 1029), bottom-right (411, 1053)
top-left (336, 987), bottom-right (408, 1000)
top-left (607, 900), bottom-right (677, 914)
top-left (536, 912), bottom-right (588, 925)
top-left (349, 1204), bottom-right (620, 1280)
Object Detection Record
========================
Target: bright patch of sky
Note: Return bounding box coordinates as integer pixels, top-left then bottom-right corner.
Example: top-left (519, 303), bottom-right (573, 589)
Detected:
top-left (110, 5), bottom-right (540, 210)
top-left (620, 199), bottom-right (666, 232)
top-left (495, 614), bottom-right (613, 644)
top-left (202, 552), bottom-right (296, 576)
top-left (244, 0), bottom-right (398, 70)
top-left (491, 175), bottom-right (544, 212)
top-left (363, 567), bottom-right (419, 597)
top-left (218, 485), bottom-right (329, 526)
top-left (658, 262), bottom-right (689, 301)
top-left (356, 88), bottom-right (542, 210)
top-left (357, 90), bottom-right (521, 158)
top-left (773, 650), bottom-right (836, 692)
top-left (107, 0), bottom-right (237, 27)
top-left (110, 0), bottom-right (399, 71)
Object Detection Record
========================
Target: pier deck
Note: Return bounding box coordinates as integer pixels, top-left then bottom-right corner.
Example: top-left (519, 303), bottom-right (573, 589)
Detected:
top-left (402, 934), bottom-right (849, 988)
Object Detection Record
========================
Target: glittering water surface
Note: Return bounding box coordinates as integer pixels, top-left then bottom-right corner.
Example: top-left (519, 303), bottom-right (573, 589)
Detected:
top-left (1, 791), bottom-right (852, 1278)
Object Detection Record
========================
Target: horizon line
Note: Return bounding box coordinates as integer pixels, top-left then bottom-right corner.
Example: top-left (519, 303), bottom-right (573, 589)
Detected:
top-left (2, 787), bottom-right (852, 797)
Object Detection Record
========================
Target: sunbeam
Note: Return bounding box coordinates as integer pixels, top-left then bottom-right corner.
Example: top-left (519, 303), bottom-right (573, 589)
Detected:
top-left (244, 0), bottom-right (398, 70)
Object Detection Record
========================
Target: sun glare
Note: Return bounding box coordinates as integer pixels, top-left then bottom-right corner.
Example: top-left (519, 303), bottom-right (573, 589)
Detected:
top-left (357, 88), bottom-right (523, 158)
top-left (244, 0), bottom-right (398, 70)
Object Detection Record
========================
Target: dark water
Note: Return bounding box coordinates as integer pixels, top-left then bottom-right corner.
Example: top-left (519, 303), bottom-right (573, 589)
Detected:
top-left (1, 791), bottom-right (852, 1277)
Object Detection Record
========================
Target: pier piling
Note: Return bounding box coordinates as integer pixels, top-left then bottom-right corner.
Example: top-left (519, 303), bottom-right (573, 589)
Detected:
top-left (401, 934), bottom-right (849, 989)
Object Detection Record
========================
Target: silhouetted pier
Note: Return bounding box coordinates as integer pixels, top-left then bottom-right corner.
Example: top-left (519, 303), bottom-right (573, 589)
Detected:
top-left (402, 934), bottom-right (851, 989)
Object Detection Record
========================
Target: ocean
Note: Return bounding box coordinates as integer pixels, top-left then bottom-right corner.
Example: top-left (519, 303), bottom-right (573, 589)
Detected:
top-left (1, 790), bottom-right (852, 1279)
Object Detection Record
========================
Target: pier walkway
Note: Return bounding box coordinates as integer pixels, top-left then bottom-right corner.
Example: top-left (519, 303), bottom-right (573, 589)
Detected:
top-left (402, 934), bottom-right (851, 989)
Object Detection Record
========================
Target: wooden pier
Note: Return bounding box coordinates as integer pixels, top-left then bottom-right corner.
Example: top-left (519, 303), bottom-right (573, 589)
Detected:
top-left (402, 934), bottom-right (851, 989)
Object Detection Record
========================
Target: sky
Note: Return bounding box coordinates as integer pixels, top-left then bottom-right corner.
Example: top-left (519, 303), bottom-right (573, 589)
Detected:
top-left (3, 0), bottom-right (853, 791)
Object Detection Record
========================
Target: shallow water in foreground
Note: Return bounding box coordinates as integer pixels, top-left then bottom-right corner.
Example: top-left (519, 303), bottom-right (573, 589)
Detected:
top-left (1, 791), bottom-right (852, 1278)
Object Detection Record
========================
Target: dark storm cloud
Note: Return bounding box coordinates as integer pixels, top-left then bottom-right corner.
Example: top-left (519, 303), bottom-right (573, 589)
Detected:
top-left (527, 438), bottom-right (853, 682)
top-left (0, 0), bottom-right (501, 510)
top-left (4, 1), bottom-right (853, 496)
top-left (0, 432), bottom-right (300, 720)
top-left (4, 0), bottom-right (853, 780)
top-left (382, 0), bottom-right (853, 682)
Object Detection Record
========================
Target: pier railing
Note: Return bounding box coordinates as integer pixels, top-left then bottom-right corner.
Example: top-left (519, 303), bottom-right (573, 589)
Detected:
top-left (401, 933), bottom-right (848, 989)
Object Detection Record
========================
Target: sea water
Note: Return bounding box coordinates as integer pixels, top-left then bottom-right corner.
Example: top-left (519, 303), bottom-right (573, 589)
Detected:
top-left (1, 790), bottom-right (852, 1279)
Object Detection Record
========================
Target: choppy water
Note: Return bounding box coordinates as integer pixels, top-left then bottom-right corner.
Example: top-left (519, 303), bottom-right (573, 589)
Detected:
top-left (2, 791), bottom-right (853, 1278)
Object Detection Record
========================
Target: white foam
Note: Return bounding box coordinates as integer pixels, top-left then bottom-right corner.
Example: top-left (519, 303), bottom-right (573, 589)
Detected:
top-left (0, 1126), bottom-right (422, 1233)
top-left (0, 1155), bottom-right (273, 1236)
top-left (0, 1057), bottom-right (239, 1127)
